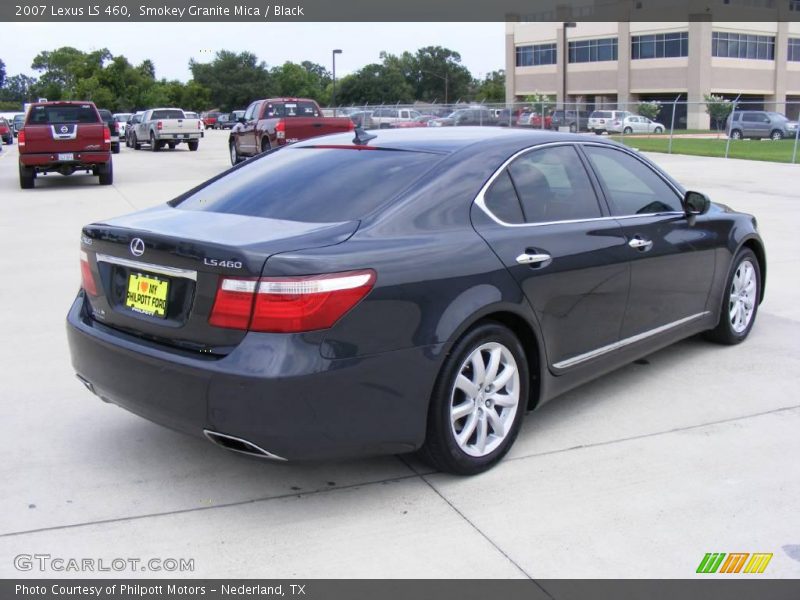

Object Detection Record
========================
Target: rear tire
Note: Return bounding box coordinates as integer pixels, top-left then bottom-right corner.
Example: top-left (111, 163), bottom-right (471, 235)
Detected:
top-left (150, 133), bottom-right (160, 152)
top-left (112, 142), bottom-right (120, 154)
top-left (770, 129), bottom-right (783, 141)
top-left (418, 322), bottom-right (528, 475)
top-left (98, 161), bottom-right (113, 186)
top-left (260, 138), bottom-right (270, 153)
top-left (188, 140), bottom-right (199, 151)
top-left (594, 130), bottom-right (604, 135)
top-left (623, 126), bottom-right (633, 134)
top-left (704, 248), bottom-right (760, 345)
top-left (654, 127), bottom-right (664, 134)
top-left (133, 133), bottom-right (141, 150)
top-left (19, 164), bottom-right (35, 189)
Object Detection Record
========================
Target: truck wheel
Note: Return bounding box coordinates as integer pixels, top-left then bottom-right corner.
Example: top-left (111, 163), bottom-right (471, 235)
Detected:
top-left (150, 133), bottom-right (160, 152)
top-left (229, 141), bottom-right (241, 165)
top-left (133, 133), bottom-right (141, 150)
top-left (188, 140), bottom-right (199, 151)
top-left (98, 161), bottom-right (113, 186)
top-left (260, 138), bottom-right (270, 153)
top-left (19, 164), bottom-right (35, 189)
top-left (769, 129), bottom-right (783, 141)
top-left (112, 142), bottom-right (120, 154)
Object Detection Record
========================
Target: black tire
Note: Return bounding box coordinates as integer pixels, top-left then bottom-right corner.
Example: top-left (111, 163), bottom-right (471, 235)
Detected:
top-left (594, 130), bottom-right (604, 135)
top-left (98, 160), bottom-right (113, 186)
top-left (704, 248), bottom-right (761, 345)
top-left (654, 127), bottom-right (664, 134)
top-left (112, 142), bottom-right (120, 154)
top-left (229, 141), bottom-right (242, 165)
top-left (133, 133), bottom-right (141, 150)
top-left (418, 322), bottom-right (529, 475)
top-left (770, 129), bottom-right (783, 141)
top-left (260, 138), bottom-right (270, 154)
top-left (730, 129), bottom-right (743, 140)
top-left (188, 140), bottom-right (199, 151)
top-left (150, 133), bottom-right (160, 152)
top-left (19, 164), bottom-right (35, 189)
top-left (623, 126), bottom-right (633, 134)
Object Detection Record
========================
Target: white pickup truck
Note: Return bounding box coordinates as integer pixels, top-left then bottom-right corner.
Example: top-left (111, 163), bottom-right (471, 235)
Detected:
top-left (130, 108), bottom-right (202, 152)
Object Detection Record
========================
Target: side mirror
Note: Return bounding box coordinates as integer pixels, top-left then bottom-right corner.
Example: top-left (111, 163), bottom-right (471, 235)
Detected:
top-left (684, 191), bottom-right (710, 216)
top-left (238, 117), bottom-right (246, 124)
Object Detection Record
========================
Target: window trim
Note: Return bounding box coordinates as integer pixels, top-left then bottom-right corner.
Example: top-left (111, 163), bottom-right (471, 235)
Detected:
top-left (474, 142), bottom-right (685, 227)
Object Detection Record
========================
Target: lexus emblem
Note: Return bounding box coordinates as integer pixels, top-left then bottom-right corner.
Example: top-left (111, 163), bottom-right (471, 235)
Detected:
top-left (130, 238), bottom-right (145, 257)
top-left (60, 125), bottom-right (68, 134)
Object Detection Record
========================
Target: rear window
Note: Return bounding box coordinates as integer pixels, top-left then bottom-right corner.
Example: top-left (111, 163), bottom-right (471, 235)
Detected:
top-left (173, 147), bottom-right (441, 223)
top-left (265, 102), bottom-right (320, 118)
top-left (591, 111), bottom-right (612, 119)
top-left (151, 109), bottom-right (185, 120)
top-left (27, 104), bottom-right (99, 125)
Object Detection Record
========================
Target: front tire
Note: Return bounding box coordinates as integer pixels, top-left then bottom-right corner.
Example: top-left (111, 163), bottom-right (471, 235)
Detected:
top-left (419, 322), bottom-right (528, 475)
top-left (112, 142), bottom-right (120, 154)
top-left (705, 248), bottom-right (761, 345)
top-left (770, 129), bottom-right (783, 141)
top-left (730, 129), bottom-right (743, 140)
top-left (654, 126), bottom-right (664, 134)
top-left (623, 126), bottom-right (633, 134)
top-left (229, 141), bottom-right (242, 165)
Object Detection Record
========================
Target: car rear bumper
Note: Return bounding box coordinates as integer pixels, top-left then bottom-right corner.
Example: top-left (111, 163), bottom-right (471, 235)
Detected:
top-left (20, 152), bottom-right (111, 167)
top-left (66, 292), bottom-right (439, 461)
top-left (158, 133), bottom-right (202, 140)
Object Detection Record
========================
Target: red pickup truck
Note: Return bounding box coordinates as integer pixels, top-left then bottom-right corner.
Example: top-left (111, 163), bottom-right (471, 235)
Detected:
top-left (228, 98), bottom-right (354, 165)
top-left (18, 101), bottom-right (112, 189)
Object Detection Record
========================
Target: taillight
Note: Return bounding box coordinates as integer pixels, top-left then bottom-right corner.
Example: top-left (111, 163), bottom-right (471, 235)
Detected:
top-left (80, 251), bottom-right (98, 296)
top-left (157, 120), bottom-right (163, 130)
top-left (18, 129), bottom-right (25, 147)
top-left (209, 270), bottom-right (376, 333)
top-left (275, 120), bottom-right (285, 140)
top-left (197, 120), bottom-right (201, 129)
top-left (103, 126), bottom-right (111, 146)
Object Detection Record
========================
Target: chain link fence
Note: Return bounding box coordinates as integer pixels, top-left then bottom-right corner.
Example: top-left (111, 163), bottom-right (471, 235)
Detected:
top-left (325, 99), bottom-right (800, 164)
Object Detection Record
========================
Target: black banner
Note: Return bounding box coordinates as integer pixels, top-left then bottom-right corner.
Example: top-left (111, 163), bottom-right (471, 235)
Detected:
top-left (1, 0), bottom-right (798, 22)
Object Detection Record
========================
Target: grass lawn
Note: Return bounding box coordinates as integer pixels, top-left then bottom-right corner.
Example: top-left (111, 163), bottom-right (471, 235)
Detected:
top-left (612, 136), bottom-right (799, 164)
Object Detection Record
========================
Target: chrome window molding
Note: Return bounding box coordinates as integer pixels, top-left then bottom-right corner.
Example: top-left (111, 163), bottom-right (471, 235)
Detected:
top-left (552, 312), bottom-right (710, 370)
top-left (95, 253), bottom-right (198, 281)
top-left (474, 141), bottom-right (685, 228)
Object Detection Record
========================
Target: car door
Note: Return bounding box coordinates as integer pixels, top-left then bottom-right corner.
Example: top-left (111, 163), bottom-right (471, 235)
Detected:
top-left (471, 144), bottom-right (630, 369)
top-left (236, 101), bottom-right (260, 156)
top-left (581, 144), bottom-right (717, 339)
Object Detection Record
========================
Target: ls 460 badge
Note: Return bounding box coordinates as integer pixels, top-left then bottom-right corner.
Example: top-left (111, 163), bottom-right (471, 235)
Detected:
top-left (204, 258), bottom-right (243, 269)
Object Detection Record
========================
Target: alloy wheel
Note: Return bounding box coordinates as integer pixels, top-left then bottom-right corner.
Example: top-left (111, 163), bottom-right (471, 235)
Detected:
top-left (729, 259), bottom-right (757, 333)
top-left (449, 342), bottom-right (520, 458)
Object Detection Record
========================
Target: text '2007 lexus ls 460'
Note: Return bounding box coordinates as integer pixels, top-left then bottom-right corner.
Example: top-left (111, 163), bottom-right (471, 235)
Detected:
top-left (66, 128), bottom-right (765, 475)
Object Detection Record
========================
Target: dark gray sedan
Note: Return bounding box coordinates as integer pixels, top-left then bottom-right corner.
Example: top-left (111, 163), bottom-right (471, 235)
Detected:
top-left (67, 128), bottom-right (765, 474)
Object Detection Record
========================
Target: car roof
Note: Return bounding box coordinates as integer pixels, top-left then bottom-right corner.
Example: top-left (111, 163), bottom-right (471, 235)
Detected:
top-left (293, 126), bottom-right (622, 156)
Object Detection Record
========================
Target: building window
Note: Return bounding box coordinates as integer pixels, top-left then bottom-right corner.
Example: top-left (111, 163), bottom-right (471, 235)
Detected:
top-left (631, 32), bottom-right (688, 59)
top-left (712, 32), bottom-right (775, 60)
top-left (515, 43), bottom-right (557, 67)
top-left (789, 38), bottom-right (800, 62)
top-left (568, 38), bottom-right (618, 63)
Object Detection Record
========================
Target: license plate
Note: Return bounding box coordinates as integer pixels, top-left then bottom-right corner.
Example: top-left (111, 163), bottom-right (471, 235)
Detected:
top-left (126, 273), bottom-right (169, 318)
top-left (58, 153), bottom-right (74, 161)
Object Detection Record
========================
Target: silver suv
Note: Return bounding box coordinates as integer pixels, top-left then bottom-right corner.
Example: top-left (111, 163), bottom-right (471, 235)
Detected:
top-left (726, 111), bottom-right (798, 140)
top-left (588, 110), bottom-right (631, 134)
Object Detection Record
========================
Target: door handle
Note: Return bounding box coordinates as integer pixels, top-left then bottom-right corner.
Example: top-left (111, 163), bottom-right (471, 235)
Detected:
top-left (628, 236), bottom-right (653, 251)
top-left (516, 252), bottom-right (552, 265)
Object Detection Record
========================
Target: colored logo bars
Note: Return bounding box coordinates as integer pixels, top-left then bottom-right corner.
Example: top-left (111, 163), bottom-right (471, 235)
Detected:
top-left (697, 552), bottom-right (773, 574)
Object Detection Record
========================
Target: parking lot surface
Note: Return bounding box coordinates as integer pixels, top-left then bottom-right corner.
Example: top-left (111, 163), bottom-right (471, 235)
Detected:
top-left (0, 131), bottom-right (798, 578)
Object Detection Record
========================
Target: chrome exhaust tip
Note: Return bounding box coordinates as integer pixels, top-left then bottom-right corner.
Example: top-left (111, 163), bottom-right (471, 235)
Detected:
top-left (203, 430), bottom-right (287, 461)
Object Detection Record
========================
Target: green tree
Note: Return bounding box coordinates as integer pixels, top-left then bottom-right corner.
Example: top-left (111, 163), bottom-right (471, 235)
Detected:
top-left (637, 100), bottom-right (662, 121)
top-left (336, 63), bottom-right (414, 105)
top-left (189, 50), bottom-right (273, 112)
top-left (473, 70), bottom-right (505, 103)
top-left (704, 93), bottom-right (734, 131)
top-left (0, 74), bottom-right (37, 104)
top-left (524, 92), bottom-right (555, 114)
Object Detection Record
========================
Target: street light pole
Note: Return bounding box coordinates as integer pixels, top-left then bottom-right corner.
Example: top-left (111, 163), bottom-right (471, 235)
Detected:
top-left (332, 49), bottom-right (342, 116)
top-left (562, 22), bottom-right (576, 111)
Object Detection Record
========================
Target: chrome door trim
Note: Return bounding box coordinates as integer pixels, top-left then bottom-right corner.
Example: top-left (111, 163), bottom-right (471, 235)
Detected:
top-left (516, 252), bottom-right (552, 265)
top-left (95, 253), bottom-right (198, 281)
top-left (552, 312), bottom-right (711, 370)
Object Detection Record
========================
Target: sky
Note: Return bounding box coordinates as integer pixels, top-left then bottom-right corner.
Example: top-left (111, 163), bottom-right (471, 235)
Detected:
top-left (3, 22), bottom-right (506, 82)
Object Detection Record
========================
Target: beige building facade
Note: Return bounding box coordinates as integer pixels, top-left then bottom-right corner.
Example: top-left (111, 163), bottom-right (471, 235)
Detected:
top-left (505, 21), bottom-right (800, 128)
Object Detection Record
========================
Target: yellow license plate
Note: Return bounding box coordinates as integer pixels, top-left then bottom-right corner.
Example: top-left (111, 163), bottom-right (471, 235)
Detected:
top-left (126, 273), bottom-right (169, 318)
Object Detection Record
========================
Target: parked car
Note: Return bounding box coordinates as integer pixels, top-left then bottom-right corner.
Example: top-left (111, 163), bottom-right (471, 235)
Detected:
top-left (129, 108), bottom-right (202, 151)
top-left (726, 111), bottom-right (799, 140)
top-left (428, 108), bottom-right (498, 127)
top-left (607, 115), bottom-right (665, 134)
top-left (66, 128), bottom-right (765, 474)
top-left (97, 109), bottom-right (121, 154)
top-left (18, 101), bottom-right (112, 188)
top-left (218, 111), bottom-right (244, 130)
top-left (12, 113), bottom-right (25, 137)
top-left (125, 112), bottom-right (144, 147)
top-left (201, 111), bottom-right (222, 129)
top-left (588, 110), bottom-right (631, 134)
top-left (371, 107), bottom-right (422, 129)
top-left (550, 110), bottom-right (590, 132)
top-left (516, 111), bottom-right (552, 129)
top-left (0, 117), bottom-right (13, 144)
top-left (390, 115), bottom-right (436, 128)
top-left (229, 97), bottom-right (354, 164)
top-left (349, 110), bottom-right (376, 129)
top-left (496, 108), bottom-right (530, 127)
top-left (113, 113), bottom-right (133, 140)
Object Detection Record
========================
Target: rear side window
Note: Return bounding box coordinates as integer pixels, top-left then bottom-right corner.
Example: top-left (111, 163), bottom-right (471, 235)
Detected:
top-left (151, 109), bottom-right (185, 120)
top-left (174, 148), bottom-right (441, 223)
top-left (483, 170), bottom-right (524, 224)
top-left (583, 146), bottom-right (682, 215)
top-left (27, 104), bottom-right (99, 125)
top-left (507, 146), bottom-right (602, 223)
